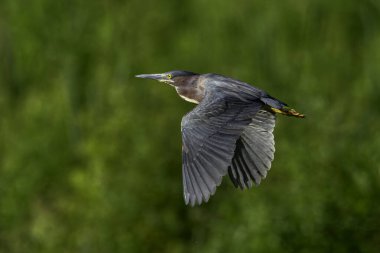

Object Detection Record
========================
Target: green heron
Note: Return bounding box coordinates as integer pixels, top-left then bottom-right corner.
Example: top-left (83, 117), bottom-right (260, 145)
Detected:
top-left (136, 70), bottom-right (304, 206)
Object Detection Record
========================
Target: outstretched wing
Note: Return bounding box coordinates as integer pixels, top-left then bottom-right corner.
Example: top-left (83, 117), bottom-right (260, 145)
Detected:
top-left (228, 109), bottom-right (276, 189)
top-left (181, 84), bottom-right (262, 206)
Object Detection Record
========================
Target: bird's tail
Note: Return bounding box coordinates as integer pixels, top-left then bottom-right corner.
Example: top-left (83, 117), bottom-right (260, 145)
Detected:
top-left (260, 96), bottom-right (305, 118)
top-left (271, 107), bottom-right (305, 118)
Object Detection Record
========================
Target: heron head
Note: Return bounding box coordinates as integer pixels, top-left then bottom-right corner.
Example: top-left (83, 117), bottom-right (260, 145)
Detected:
top-left (135, 70), bottom-right (198, 86)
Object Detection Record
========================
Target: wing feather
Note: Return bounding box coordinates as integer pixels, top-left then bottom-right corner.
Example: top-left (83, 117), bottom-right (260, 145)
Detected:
top-left (181, 83), bottom-right (262, 205)
top-left (228, 109), bottom-right (276, 188)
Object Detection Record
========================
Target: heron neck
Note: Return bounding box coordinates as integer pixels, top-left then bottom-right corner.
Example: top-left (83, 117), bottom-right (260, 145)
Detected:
top-left (175, 76), bottom-right (205, 104)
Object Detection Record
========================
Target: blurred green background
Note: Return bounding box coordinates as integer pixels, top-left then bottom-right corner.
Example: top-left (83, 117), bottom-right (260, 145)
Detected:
top-left (1, 0), bottom-right (380, 252)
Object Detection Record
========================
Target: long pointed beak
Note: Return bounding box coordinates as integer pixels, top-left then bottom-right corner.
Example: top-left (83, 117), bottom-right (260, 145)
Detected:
top-left (135, 73), bottom-right (166, 80)
top-left (135, 73), bottom-right (174, 84)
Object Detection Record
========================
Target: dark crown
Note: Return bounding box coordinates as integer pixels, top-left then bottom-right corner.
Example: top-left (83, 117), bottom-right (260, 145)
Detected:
top-left (165, 70), bottom-right (198, 78)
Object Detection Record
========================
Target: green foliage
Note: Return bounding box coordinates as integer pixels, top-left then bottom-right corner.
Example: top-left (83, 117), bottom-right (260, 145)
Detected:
top-left (1, 0), bottom-right (379, 252)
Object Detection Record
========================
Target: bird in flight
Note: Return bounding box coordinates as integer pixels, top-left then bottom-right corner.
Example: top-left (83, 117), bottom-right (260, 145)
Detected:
top-left (136, 71), bottom-right (304, 206)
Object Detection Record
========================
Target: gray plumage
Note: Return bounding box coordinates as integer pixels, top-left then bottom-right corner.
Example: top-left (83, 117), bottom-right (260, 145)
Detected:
top-left (136, 71), bottom-right (304, 206)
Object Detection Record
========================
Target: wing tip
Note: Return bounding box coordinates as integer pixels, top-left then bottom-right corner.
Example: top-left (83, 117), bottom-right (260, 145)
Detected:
top-left (184, 186), bottom-right (218, 206)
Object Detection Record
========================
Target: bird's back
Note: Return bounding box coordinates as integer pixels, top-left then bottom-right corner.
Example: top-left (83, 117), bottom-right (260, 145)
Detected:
top-left (200, 73), bottom-right (269, 102)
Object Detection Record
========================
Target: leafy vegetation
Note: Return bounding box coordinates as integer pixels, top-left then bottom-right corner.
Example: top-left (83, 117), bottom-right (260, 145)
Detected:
top-left (0, 0), bottom-right (379, 252)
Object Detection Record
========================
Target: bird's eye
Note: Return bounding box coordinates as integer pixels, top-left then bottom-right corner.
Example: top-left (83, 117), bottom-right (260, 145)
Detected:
top-left (167, 74), bottom-right (173, 79)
